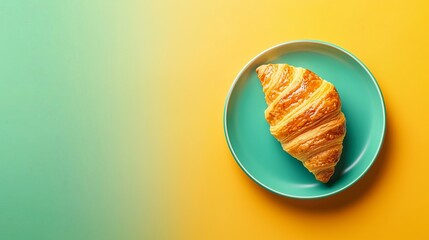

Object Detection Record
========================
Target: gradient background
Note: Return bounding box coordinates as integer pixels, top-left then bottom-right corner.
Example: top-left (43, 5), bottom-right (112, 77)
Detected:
top-left (1, 0), bottom-right (429, 239)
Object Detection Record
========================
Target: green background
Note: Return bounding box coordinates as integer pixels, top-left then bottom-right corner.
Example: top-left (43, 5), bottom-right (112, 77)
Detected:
top-left (0, 1), bottom-right (160, 239)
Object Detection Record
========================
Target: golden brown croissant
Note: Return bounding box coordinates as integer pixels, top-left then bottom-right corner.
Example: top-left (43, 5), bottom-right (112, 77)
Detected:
top-left (256, 63), bottom-right (346, 183)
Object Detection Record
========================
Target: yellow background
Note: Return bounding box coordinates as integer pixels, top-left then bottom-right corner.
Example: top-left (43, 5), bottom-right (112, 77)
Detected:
top-left (1, 0), bottom-right (429, 239)
top-left (148, 0), bottom-right (429, 239)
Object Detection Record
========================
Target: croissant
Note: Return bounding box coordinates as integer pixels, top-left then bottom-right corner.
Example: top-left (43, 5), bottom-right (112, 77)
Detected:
top-left (256, 64), bottom-right (346, 183)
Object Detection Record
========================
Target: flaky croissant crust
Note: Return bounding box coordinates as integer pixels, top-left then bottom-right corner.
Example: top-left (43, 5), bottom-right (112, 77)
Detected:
top-left (256, 64), bottom-right (346, 183)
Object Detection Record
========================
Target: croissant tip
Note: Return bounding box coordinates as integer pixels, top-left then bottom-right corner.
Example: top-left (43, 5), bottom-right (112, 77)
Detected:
top-left (315, 169), bottom-right (335, 183)
top-left (317, 178), bottom-right (330, 183)
top-left (256, 64), bottom-right (267, 71)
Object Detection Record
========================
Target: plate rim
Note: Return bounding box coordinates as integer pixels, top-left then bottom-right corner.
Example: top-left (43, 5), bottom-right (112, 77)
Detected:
top-left (223, 40), bottom-right (386, 199)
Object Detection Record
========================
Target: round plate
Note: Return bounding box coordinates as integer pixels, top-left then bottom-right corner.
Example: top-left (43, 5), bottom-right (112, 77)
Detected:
top-left (224, 40), bottom-right (386, 199)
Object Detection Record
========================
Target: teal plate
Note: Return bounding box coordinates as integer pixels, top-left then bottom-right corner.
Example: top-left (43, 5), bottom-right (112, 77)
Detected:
top-left (224, 40), bottom-right (386, 199)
